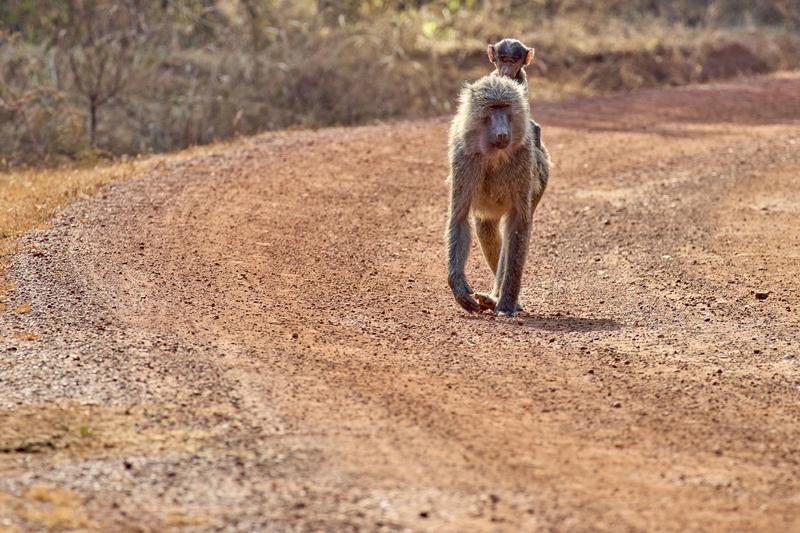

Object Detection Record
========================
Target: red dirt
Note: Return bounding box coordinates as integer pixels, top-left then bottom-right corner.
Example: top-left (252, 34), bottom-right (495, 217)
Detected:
top-left (1, 73), bottom-right (799, 532)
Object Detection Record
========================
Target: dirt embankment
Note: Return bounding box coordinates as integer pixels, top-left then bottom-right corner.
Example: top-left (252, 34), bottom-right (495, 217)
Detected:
top-left (1, 73), bottom-right (799, 531)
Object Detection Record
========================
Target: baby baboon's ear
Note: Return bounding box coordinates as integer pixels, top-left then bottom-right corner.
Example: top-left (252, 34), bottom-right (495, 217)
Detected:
top-left (486, 44), bottom-right (495, 62)
top-left (525, 47), bottom-right (535, 66)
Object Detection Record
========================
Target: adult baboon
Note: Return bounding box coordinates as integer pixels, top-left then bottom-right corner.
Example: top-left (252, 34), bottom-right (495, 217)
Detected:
top-left (487, 38), bottom-right (542, 148)
top-left (445, 75), bottom-right (549, 316)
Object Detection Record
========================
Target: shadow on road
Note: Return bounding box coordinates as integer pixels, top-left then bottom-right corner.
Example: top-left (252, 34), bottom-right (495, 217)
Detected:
top-left (517, 314), bottom-right (621, 332)
top-left (464, 313), bottom-right (621, 332)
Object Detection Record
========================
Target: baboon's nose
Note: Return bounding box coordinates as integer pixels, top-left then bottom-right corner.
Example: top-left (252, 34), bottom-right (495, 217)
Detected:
top-left (494, 132), bottom-right (510, 147)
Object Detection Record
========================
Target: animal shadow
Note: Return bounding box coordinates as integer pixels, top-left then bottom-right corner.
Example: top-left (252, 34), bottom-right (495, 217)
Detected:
top-left (466, 312), bottom-right (621, 332)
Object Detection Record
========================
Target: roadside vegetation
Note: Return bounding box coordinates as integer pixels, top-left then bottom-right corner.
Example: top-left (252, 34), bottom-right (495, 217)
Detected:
top-left (0, 159), bottom-right (144, 299)
top-left (1, 0), bottom-right (799, 169)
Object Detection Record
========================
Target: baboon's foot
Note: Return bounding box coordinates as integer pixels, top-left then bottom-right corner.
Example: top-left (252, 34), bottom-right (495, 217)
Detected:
top-left (478, 293), bottom-right (523, 315)
top-left (475, 292), bottom-right (498, 311)
top-left (493, 306), bottom-right (519, 317)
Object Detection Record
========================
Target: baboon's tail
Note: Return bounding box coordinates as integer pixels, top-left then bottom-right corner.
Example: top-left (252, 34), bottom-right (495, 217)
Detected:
top-left (535, 143), bottom-right (551, 187)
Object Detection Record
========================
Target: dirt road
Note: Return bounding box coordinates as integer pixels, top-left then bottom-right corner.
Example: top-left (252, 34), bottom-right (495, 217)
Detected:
top-left (2, 74), bottom-right (799, 532)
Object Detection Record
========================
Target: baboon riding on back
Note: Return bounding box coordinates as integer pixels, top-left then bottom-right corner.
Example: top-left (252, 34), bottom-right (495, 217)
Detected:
top-left (445, 75), bottom-right (550, 316)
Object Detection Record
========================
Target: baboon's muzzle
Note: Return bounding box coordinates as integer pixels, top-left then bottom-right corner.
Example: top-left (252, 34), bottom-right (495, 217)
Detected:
top-left (492, 131), bottom-right (510, 149)
top-left (499, 66), bottom-right (519, 78)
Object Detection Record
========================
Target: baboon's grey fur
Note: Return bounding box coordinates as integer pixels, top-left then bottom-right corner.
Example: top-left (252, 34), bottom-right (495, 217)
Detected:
top-left (445, 75), bottom-right (550, 316)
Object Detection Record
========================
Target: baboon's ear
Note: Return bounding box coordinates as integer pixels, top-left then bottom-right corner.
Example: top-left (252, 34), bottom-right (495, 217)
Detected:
top-left (486, 44), bottom-right (495, 62)
top-left (525, 48), bottom-right (535, 65)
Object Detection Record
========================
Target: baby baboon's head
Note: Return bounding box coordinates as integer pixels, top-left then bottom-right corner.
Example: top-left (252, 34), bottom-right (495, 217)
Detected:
top-left (487, 38), bottom-right (534, 80)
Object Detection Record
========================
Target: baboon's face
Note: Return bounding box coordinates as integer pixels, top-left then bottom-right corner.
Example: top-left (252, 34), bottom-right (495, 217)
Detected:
top-left (487, 39), bottom-right (533, 79)
top-left (462, 76), bottom-right (527, 156)
top-left (482, 102), bottom-right (514, 150)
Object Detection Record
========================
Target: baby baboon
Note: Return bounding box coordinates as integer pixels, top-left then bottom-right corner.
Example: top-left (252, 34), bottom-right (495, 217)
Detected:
top-left (487, 38), bottom-right (542, 149)
top-left (445, 75), bottom-right (550, 316)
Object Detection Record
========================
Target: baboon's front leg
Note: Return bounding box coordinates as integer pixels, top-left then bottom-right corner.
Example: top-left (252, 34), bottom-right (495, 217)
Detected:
top-left (494, 210), bottom-right (531, 316)
top-left (447, 219), bottom-right (481, 313)
top-left (446, 174), bottom-right (481, 313)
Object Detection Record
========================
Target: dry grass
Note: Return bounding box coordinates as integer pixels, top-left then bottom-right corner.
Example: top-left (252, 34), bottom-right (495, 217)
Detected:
top-left (0, 161), bottom-right (133, 300)
top-left (0, 486), bottom-right (98, 531)
top-left (163, 510), bottom-right (219, 527)
top-left (0, 140), bottom-right (246, 303)
top-left (12, 331), bottom-right (39, 341)
top-left (0, 137), bottom-right (257, 299)
top-left (0, 402), bottom-right (212, 459)
top-left (18, 486), bottom-right (97, 530)
top-left (0, 400), bottom-right (237, 530)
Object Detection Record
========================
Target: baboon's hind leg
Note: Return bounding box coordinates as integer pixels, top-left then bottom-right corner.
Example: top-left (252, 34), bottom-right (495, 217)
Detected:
top-left (494, 209), bottom-right (531, 316)
top-left (481, 222), bottom-right (524, 314)
top-left (474, 217), bottom-right (502, 310)
top-left (475, 217), bottom-right (501, 274)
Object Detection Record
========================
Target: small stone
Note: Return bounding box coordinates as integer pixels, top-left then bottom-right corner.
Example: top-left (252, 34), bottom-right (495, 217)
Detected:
top-left (755, 292), bottom-right (769, 300)
top-left (291, 332), bottom-right (299, 339)
top-left (612, 401), bottom-right (622, 408)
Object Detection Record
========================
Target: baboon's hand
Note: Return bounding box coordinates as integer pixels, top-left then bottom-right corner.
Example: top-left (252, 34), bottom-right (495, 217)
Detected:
top-left (448, 275), bottom-right (482, 313)
top-left (453, 291), bottom-right (482, 313)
